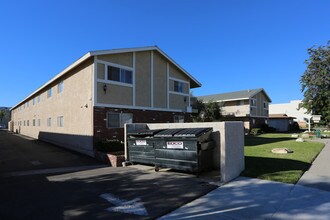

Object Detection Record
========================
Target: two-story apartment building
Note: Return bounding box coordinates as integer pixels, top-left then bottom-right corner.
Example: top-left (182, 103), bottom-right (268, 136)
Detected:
top-left (10, 46), bottom-right (201, 156)
top-left (198, 88), bottom-right (272, 130)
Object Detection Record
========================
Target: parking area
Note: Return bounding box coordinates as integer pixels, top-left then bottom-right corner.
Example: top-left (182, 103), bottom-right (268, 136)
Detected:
top-left (0, 131), bottom-right (218, 219)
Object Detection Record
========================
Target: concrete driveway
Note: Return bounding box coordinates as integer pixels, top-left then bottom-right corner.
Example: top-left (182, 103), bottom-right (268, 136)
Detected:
top-left (0, 131), bottom-right (217, 219)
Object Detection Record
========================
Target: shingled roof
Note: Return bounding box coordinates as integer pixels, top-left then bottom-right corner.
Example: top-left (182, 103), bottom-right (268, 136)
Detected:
top-left (198, 88), bottom-right (272, 102)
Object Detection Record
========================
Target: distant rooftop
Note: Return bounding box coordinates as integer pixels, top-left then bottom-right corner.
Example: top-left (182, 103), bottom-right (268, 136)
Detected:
top-left (198, 88), bottom-right (272, 102)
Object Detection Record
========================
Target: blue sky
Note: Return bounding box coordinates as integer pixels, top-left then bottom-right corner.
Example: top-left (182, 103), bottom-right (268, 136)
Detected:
top-left (1, 0), bottom-right (329, 107)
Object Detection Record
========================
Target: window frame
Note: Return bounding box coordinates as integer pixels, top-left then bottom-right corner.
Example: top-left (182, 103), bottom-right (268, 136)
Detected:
top-left (47, 117), bottom-right (52, 127)
top-left (47, 88), bottom-right (52, 98)
top-left (107, 65), bottom-right (133, 85)
top-left (57, 116), bottom-right (64, 127)
top-left (250, 98), bottom-right (257, 107)
top-left (174, 80), bottom-right (185, 93)
top-left (106, 112), bottom-right (133, 128)
top-left (174, 115), bottom-right (185, 123)
top-left (58, 81), bottom-right (64, 93)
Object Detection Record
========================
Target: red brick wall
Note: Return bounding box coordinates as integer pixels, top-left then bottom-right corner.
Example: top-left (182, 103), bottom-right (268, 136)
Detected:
top-left (93, 107), bottom-right (192, 144)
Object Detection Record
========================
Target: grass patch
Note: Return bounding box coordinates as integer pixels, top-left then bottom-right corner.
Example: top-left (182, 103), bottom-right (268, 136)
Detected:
top-left (242, 133), bottom-right (324, 184)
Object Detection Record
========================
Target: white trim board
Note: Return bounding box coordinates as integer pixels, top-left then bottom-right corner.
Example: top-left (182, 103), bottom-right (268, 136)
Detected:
top-left (169, 91), bottom-right (190, 96)
top-left (168, 77), bottom-right (189, 84)
top-left (95, 59), bottom-right (134, 71)
top-left (96, 79), bottom-right (134, 88)
top-left (94, 103), bottom-right (184, 113)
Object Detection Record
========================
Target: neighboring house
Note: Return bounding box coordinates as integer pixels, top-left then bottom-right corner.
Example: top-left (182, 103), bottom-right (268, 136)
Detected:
top-left (269, 100), bottom-right (311, 129)
top-left (10, 46), bottom-right (201, 156)
top-left (198, 88), bottom-right (272, 131)
top-left (268, 114), bottom-right (296, 132)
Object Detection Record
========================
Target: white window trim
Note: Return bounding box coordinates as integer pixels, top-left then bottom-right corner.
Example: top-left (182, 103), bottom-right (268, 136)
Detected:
top-left (263, 101), bottom-right (269, 109)
top-left (106, 112), bottom-right (133, 128)
top-left (169, 77), bottom-right (189, 94)
top-left (95, 103), bottom-right (183, 112)
top-left (169, 91), bottom-right (190, 96)
top-left (96, 59), bottom-right (134, 71)
top-left (132, 52), bottom-right (136, 106)
top-left (166, 63), bottom-right (169, 109)
top-left (58, 81), bottom-right (64, 93)
top-left (57, 116), bottom-right (64, 127)
top-left (151, 51), bottom-right (154, 108)
top-left (93, 56), bottom-right (98, 106)
top-left (97, 79), bottom-right (133, 88)
top-left (96, 60), bottom-right (134, 87)
top-left (47, 88), bottom-right (52, 98)
top-left (169, 77), bottom-right (189, 84)
top-left (47, 117), bottom-right (51, 127)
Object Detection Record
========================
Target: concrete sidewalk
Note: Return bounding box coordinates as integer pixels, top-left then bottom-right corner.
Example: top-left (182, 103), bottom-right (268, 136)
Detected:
top-left (160, 139), bottom-right (330, 220)
top-left (297, 139), bottom-right (330, 191)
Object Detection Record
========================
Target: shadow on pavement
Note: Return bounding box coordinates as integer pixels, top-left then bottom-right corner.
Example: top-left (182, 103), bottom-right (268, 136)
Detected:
top-left (0, 167), bottom-right (217, 220)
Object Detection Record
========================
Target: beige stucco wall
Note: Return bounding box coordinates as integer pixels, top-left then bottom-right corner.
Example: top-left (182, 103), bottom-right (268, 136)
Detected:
top-left (11, 59), bottom-right (95, 156)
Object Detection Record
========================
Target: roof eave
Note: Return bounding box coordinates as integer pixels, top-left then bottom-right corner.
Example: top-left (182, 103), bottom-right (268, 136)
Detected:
top-left (11, 52), bottom-right (92, 110)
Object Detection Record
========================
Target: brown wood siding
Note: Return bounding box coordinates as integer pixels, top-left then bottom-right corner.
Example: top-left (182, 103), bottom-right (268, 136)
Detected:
top-left (98, 52), bottom-right (133, 68)
top-left (97, 82), bottom-right (133, 105)
top-left (153, 51), bottom-right (167, 108)
top-left (135, 51), bottom-right (151, 107)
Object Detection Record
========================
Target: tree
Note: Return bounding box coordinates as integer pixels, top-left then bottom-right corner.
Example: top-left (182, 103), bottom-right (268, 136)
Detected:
top-left (300, 41), bottom-right (330, 126)
top-left (192, 100), bottom-right (221, 122)
top-left (0, 110), bottom-right (5, 123)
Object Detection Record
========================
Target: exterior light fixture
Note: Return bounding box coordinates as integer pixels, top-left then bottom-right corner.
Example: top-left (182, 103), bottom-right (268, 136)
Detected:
top-left (103, 84), bottom-right (107, 94)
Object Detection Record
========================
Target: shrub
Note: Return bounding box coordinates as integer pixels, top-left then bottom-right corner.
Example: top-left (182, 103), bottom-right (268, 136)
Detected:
top-left (95, 139), bottom-right (124, 153)
top-left (251, 128), bottom-right (262, 135)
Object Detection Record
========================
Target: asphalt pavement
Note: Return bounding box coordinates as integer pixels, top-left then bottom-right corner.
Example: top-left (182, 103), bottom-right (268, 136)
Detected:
top-left (0, 130), bottom-right (218, 220)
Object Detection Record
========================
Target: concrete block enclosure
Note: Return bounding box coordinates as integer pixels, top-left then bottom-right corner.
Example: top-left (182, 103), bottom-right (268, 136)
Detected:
top-left (125, 122), bottom-right (245, 183)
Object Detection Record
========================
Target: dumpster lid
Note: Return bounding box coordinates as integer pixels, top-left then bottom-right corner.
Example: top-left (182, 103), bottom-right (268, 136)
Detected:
top-left (173, 127), bottom-right (212, 137)
top-left (153, 128), bottom-right (185, 137)
top-left (127, 129), bottom-right (164, 137)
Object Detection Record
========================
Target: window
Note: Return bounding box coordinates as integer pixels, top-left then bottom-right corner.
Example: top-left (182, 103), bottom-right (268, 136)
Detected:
top-left (107, 66), bottom-right (133, 84)
top-left (250, 99), bottom-right (257, 107)
top-left (174, 81), bottom-right (184, 93)
top-left (37, 95), bottom-right (41, 103)
top-left (174, 115), bottom-right (185, 123)
top-left (27, 120), bottom-right (29, 126)
top-left (27, 101), bottom-right (29, 107)
top-left (47, 118), bottom-right (51, 127)
top-left (33, 98), bottom-right (35, 105)
top-left (107, 112), bottom-right (133, 128)
top-left (47, 88), bottom-right (52, 98)
top-left (24, 121), bottom-right (26, 126)
top-left (236, 100), bottom-right (244, 106)
top-left (263, 102), bottom-right (268, 109)
top-left (33, 119), bottom-right (36, 126)
top-left (58, 81), bottom-right (64, 93)
top-left (57, 116), bottom-right (64, 127)
top-left (37, 119), bottom-right (41, 126)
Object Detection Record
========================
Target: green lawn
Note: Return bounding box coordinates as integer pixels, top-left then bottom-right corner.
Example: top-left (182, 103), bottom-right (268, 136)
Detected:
top-left (241, 133), bottom-right (325, 184)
